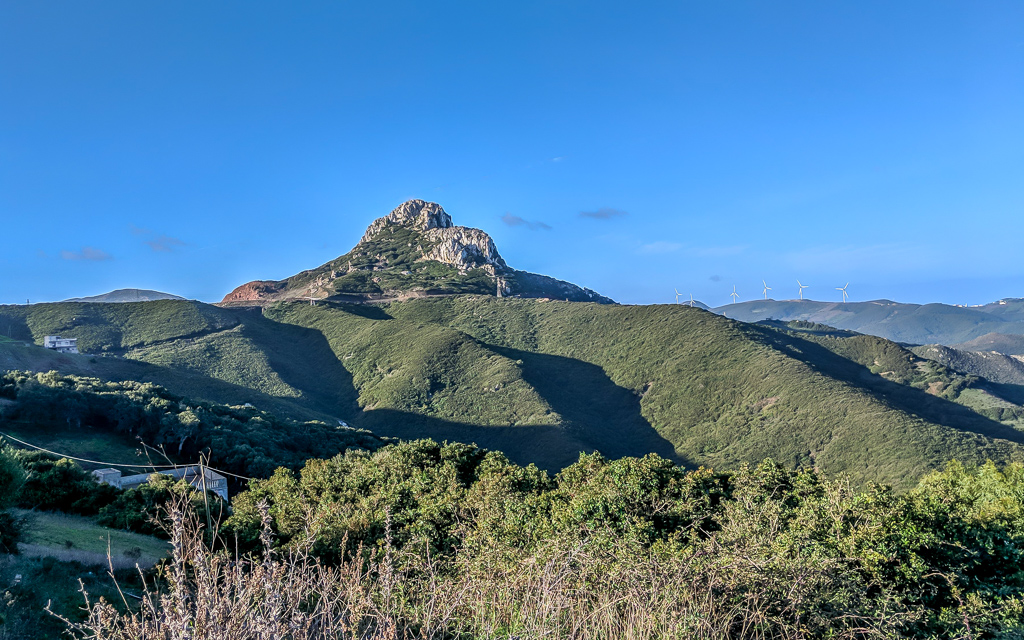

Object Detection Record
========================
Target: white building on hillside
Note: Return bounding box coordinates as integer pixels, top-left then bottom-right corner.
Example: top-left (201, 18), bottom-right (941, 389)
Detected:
top-left (43, 335), bottom-right (79, 354)
top-left (92, 466), bottom-right (229, 501)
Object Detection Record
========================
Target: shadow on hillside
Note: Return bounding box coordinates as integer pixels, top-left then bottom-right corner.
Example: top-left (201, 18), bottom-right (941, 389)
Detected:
top-left (357, 409), bottom-right (602, 472)
top-left (242, 315), bottom-right (363, 419)
top-left (322, 302), bottom-right (393, 321)
top-left (755, 326), bottom-right (1024, 445)
top-left (987, 382), bottom-right (1024, 407)
top-left (490, 346), bottom-right (683, 465)
top-left (0, 312), bottom-right (33, 343)
top-left (237, 315), bottom-right (679, 472)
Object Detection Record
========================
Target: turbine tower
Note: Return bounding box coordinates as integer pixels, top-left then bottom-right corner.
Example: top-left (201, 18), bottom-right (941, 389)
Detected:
top-left (797, 280), bottom-right (809, 300)
top-left (762, 280), bottom-right (772, 300)
top-left (674, 288), bottom-right (682, 304)
top-left (730, 286), bottom-right (739, 304)
top-left (689, 294), bottom-right (695, 307)
top-left (836, 283), bottom-right (850, 303)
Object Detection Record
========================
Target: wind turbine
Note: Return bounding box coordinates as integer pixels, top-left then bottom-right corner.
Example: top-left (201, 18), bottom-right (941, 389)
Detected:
top-left (689, 294), bottom-right (695, 308)
top-left (674, 289), bottom-right (682, 304)
top-left (730, 286), bottom-right (739, 304)
top-left (797, 280), bottom-right (809, 300)
top-left (836, 283), bottom-right (849, 303)
top-left (762, 280), bottom-right (772, 300)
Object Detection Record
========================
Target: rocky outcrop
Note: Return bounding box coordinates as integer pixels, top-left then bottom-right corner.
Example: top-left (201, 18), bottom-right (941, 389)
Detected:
top-left (220, 199), bottom-right (615, 304)
top-left (221, 281), bottom-right (283, 303)
top-left (360, 200), bottom-right (452, 243)
top-left (422, 227), bottom-right (507, 271)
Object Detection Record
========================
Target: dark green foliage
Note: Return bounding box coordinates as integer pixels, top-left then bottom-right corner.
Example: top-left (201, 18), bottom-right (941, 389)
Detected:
top-left (15, 452), bottom-right (118, 515)
top-left (96, 474), bottom-right (223, 537)
top-left (0, 371), bottom-right (389, 480)
top-left (0, 551), bottom-right (147, 637)
top-left (0, 445), bottom-right (25, 553)
top-left (225, 441), bottom-right (1024, 638)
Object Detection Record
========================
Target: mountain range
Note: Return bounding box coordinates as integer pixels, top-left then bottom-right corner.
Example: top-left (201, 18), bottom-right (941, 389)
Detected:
top-left (2, 200), bottom-right (1024, 490)
top-left (714, 298), bottom-right (1024, 346)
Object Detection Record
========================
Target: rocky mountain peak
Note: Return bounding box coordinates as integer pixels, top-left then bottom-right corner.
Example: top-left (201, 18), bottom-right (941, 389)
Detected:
top-left (360, 199), bottom-right (453, 243)
top-left (221, 199), bottom-right (614, 305)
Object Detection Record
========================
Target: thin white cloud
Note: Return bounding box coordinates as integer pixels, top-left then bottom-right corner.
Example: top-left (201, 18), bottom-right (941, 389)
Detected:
top-left (693, 245), bottom-right (748, 257)
top-left (61, 246), bottom-right (113, 261)
top-left (639, 241), bottom-right (683, 254)
top-left (783, 243), bottom-right (932, 272)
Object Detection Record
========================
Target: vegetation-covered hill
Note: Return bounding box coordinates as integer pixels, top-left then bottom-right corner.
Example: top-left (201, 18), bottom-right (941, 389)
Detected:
top-left (955, 332), bottom-right (1024, 355)
top-left (4, 297), bottom-right (1024, 488)
top-left (912, 344), bottom-right (1024, 387)
top-left (221, 199), bottom-right (613, 304)
top-left (715, 298), bottom-right (1024, 346)
top-left (63, 288), bottom-right (185, 303)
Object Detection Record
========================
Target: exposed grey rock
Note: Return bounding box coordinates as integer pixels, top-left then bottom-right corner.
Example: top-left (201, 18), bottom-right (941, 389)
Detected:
top-left (422, 226), bottom-right (507, 271)
top-left (360, 199), bottom-right (452, 243)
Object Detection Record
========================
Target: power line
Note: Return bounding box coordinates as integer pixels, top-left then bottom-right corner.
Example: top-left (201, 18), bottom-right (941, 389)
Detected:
top-left (0, 430), bottom-right (251, 481)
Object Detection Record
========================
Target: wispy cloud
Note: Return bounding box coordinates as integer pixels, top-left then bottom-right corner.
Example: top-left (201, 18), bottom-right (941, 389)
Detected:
top-left (131, 224), bottom-right (186, 252)
top-left (548, 156), bottom-right (565, 163)
top-left (580, 207), bottom-right (627, 220)
top-left (693, 245), bottom-right (748, 257)
top-left (501, 213), bottom-right (552, 231)
top-left (61, 247), bottom-right (112, 261)
top-left (639, 241), bottom-right (683, 254)
top-left (146, 235), bottom-right (186, 252)
top-left (783, 242), bottom-right (930, 272)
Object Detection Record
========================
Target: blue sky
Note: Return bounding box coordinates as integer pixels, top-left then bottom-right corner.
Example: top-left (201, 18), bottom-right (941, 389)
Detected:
top-left (2, 1), bottom-right (1022, 306)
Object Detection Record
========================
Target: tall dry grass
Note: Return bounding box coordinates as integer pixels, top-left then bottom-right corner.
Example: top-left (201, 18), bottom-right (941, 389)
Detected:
top-left (52, 495), bottom-right (916, 640)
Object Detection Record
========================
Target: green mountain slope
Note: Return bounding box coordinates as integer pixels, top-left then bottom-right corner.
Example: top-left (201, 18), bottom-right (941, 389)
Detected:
top-left (220, 200), bottom-right (613, 305)
top-left (912, 344), bottom-right (1024, 387)
top-left (4, 297), bottom-right (1024, 488)
top-left (714, 298), bottom-right (1024, 346)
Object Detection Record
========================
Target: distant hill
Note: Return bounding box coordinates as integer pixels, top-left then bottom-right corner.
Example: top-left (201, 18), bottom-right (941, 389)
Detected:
top-left (221, 200), bottom-right (613, 305)
top-left (954, 332), bottom-right (1024, 355)
top-left (3, 297), bottom-right (1024, 488)
top-left (714, 298), bottom-right (1024, 346)
top-left (64, 288), bottom-right (185, 303)
top-left (911, 343), bottom-right (1024, 387)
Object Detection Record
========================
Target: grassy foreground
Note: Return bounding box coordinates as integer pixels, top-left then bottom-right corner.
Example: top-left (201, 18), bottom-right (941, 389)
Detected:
top-left (62, 441), bottom-right (1024, 639)
top-left (16, 509), bottom-right (169, 569)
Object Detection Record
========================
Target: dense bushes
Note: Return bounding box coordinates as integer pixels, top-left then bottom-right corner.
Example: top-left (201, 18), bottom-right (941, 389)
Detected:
top-left (15, 451), bottom-right (118, 515)
top-left (0, 446), bottom-right (25, 552)
top-left (218, 440), bottom-right (1024, 639)
top-left (0, 370), bottom-right (388, 479)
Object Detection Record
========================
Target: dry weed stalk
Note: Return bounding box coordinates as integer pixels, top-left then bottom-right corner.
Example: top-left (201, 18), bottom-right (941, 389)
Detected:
top-left (54, 496), bottom-right (908, 640)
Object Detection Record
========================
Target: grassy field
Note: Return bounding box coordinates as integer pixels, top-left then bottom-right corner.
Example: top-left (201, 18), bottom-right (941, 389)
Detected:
top-left (0, 510), bottom-right (166, 637)
top-left (16, 509), bottom-right (170, 570)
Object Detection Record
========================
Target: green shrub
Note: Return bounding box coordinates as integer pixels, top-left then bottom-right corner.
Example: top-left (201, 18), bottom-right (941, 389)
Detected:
top-left (15, 452), bottom-right (118, 515)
